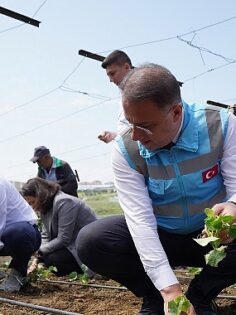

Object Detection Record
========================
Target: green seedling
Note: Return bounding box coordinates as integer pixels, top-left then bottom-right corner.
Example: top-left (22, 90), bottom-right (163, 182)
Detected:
top-left (186, 267), bottom-right (202, 276)
top-left (68, 265), bottom-right (89, 284)
top-left (3, 261), bottom-right (10, 269)
top-left (68, 271), bottom-right (89, 284)
top-left (193, 208), bottom-right (236, 267)
top-left (29, 265), bottom-right (57, 283)
top-left (168, 295), bottom-right (191, 315)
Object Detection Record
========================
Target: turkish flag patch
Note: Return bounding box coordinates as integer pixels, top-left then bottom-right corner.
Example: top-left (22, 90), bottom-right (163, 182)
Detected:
top-left (202, 164), bottom-right (219, 183)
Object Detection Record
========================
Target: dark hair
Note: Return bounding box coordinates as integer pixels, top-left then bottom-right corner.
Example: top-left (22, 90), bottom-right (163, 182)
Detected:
top-left (121, 63), bottom-right (181, 109)
top-left (101, 50), bottom-right (133, 69)
top-left (21, 177), bottom-right (60, 213)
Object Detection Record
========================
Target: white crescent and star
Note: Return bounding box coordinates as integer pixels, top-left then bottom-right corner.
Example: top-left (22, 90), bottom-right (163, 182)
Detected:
top-left (206, 170), bottom-right (216, 180)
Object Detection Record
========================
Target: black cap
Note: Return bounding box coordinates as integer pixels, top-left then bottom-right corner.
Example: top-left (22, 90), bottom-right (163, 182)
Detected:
top-left (30, 146), bottom-right (50, 163)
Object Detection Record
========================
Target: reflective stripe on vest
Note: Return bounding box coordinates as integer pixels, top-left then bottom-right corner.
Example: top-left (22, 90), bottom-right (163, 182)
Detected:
top-left (122, 130), bottom-right (148, 177)
top-left (153, 187), bottom-right (226, 217)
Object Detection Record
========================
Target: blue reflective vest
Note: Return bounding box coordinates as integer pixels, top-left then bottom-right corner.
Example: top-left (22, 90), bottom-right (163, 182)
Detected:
top-left (117, 102), bottom-right (229, 234)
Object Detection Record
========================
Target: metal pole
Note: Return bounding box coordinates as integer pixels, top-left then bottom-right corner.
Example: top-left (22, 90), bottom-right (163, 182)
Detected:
top-left (0, 6), bottom-right (41, 27)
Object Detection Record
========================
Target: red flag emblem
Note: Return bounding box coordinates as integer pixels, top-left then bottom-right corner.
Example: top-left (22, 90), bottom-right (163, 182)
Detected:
top-left (202, 164), bottom-right (219, 183)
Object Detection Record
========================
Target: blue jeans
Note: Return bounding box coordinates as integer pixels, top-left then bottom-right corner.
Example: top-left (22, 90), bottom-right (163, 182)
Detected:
top-left (0, 221), bottom-right (41, 276)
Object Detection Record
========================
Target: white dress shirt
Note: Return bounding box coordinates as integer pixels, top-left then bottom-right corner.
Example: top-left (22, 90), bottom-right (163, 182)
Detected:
top-left (117, 107), bottom-right (130, 134)
top-left (0, 179), bottom-right (38, 250)
top-left (112, 111), bottom-right (236, 291)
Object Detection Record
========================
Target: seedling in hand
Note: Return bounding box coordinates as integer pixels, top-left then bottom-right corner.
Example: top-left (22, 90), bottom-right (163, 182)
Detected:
top-left (168, 295), bottom-right (191, 315)
top-left (194, 208), bottom-right (236, 267)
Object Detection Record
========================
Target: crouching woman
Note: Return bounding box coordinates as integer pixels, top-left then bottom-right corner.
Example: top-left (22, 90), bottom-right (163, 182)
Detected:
top-left (21, 177), bottom-right (97, 277)
top-left (0, 179), bottom-right (41, 292)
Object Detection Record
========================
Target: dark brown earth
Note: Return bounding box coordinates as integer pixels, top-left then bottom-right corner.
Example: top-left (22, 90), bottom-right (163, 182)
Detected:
top-left (0, 278), bottom-right (141, 315)
top-left (0, 259), bottom-right (236, 315)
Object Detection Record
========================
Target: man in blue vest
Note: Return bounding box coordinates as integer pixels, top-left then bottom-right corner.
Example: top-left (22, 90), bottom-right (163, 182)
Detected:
top-left (77, 64), bottom-right (236, 315)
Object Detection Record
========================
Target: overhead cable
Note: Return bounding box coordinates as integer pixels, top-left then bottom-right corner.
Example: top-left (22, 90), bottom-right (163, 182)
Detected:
top-left (99, 16), bottom-right (236, 53)
top-left (59, 85), bottom-right (111, 100)
top-left (0, 97), bottom-right (119, 144)
top-left (177, 36), bottom-right (235, 63)
top-left (0, 58), bottom-right (85, 117)
top-left (183, 61), bottom-right (235, 83)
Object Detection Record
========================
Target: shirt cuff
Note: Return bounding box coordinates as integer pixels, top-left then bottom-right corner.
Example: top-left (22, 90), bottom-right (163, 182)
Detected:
top-left (147, 264), bottom-right (179, 291)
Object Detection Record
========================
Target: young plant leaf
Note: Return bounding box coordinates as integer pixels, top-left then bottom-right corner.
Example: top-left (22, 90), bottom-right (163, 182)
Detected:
top-left (205, 246), bottom-right (226, 267)
top-left (193, 236), bottom-right (219, 247)
top-left (168, 295), bottom-right (191, 315)
top-left (31, 265), bottom-right (57, 282)
top-left (229, 224), bottom-right (236, 238)
top-left (193, 208), bottom-right (236, 267)
top-left (205, 208), bottom-right (215, 217)
top-left (68, 271), bottom-right (78, 282)
top-left (211, 217), bottom-right (223, 230)
top-left (79, 273), bottom-right (89, 284)
top-left (221, 215), bottom-right (234, 224)
top-left (187, 267), bottom-right (202, 276)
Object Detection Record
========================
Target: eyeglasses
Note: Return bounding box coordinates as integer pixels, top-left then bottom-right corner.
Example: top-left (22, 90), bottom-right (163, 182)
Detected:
top-left (128, 105), bottom-right (175, 137)
top-left (128, 124), bottom-right (153, 135)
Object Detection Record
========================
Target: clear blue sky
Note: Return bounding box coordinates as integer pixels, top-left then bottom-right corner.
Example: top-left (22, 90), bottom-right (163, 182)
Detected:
top-left (0, 0), bottom-right (235, 183)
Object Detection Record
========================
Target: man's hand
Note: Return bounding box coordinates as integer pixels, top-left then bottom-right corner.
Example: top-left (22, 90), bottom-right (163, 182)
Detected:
top-left (212, 201), bottom-right (236, 218)
top-left (160, 284), bottom-right (196, 315)
top-left (98, 131), bottom-right (117, 143)
top-left (212, 202), bottom-right (236, 244)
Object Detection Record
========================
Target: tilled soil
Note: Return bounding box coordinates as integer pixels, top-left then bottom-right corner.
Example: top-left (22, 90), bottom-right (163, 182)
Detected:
top-left (0, 279), bottom-right (141, 315)
top-left (0, 277), bottom-right (236, 315)
top-left (0, 261), bottom-right (236, 314)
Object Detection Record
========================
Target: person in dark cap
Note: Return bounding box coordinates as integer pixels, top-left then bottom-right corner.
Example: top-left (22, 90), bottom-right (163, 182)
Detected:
top-left (30, 146), bottom-right (78, 197)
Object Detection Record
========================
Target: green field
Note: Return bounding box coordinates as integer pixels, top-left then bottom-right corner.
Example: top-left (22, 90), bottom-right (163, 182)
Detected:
top-left (79, 191), bottom-right (123, 217)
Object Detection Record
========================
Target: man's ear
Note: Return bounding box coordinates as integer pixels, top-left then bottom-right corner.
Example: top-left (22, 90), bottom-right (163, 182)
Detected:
top-left (173, 104), bottom-right (182, 122)
top-left (124, 63), bottom-right (131, 70)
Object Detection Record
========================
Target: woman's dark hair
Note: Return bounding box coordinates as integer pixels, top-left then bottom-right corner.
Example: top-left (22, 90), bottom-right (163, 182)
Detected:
top-left (21, 177), bottom-right (60, 213)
